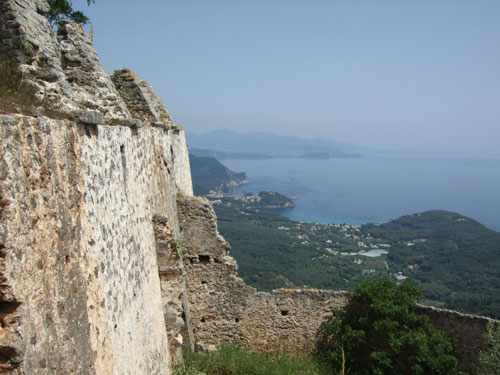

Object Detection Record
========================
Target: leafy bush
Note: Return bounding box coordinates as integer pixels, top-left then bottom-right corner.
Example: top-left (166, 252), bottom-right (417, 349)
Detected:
top-left (174, 345), bottom-right (329, 375)
top-left (478, 323), bottom-right (500, 375)
top-left (325, 276), bottom-right (458, 375)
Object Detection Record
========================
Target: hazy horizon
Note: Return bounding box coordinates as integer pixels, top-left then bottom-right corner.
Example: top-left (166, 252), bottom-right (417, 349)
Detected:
top-left (187, 128), bottom-right (500, 157)
top-left (74, 1), bottom-right (499, 155)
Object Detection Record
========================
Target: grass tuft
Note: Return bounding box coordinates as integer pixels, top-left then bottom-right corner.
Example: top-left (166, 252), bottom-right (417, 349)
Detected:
top-left (174, 345), bottom-right (330, 375)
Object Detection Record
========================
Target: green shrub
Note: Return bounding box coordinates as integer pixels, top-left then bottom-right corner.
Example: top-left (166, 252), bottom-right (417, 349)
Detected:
top-left (174, 345), bottom-right (329, 375)
top-left (325, 276), bottom-right (458, 375)
top-left (478, 323), bottom-right (500, 375)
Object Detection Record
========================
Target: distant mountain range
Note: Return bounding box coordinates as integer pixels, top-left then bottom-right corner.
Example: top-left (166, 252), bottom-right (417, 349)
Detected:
top-left (186, 130), bottom-right (363, 160)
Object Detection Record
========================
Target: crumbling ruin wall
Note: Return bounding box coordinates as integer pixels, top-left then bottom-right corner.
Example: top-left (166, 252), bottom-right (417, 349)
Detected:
top-left (153, 213), bottom-right (194, 364)
top-left (178, 196), bottom-right (349, 353)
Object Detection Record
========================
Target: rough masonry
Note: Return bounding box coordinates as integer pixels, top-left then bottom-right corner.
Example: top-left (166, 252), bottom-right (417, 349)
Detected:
top-left (0, 1), bottom-right (497, 375)
top-left (0, 1), bottom-right (192, 374)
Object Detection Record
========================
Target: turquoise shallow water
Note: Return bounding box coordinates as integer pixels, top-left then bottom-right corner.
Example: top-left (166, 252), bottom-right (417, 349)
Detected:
top-left (224, 153), bottom-right (500, 231)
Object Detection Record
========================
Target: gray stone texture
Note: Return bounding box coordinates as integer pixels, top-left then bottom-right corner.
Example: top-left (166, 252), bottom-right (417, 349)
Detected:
top-left (0, 108), bottom-right (195, 374)
top-left (57, 21), bottom-right (131, 122)
top-left (0, 0), bottom-right (77, 114)
top-left (153, 215), bottom-right (193, 364)
top-left (111, 69), bottom-right (177, 129)
top-left (0, 115), bottom-right (92, 375)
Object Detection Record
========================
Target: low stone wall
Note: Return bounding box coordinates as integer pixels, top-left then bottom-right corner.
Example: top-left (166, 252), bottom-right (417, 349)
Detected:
top-left (241, 289), bottom-right (348, 353)
top-left (178, 197), bottom-right (348, 353)
top-left (418, 305), bottom-right (497, 374)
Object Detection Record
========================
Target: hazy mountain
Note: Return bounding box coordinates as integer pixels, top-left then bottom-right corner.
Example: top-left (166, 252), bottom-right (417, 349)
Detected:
top-left (186, 130), bottom-right (364, 159)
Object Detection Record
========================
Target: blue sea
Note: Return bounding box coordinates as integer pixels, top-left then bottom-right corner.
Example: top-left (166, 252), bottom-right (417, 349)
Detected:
top-left (223, 152), bottom-right (500, 232)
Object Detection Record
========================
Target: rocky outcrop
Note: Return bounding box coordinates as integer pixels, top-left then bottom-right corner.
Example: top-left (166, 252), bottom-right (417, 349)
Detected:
top-left (0, 0), bottom-right (77, 113)
top-left (57, 21), bottom-right (130, 122)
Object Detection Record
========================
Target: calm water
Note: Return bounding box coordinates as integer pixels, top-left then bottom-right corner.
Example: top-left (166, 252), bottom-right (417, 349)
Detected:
top-left (223, 153), bottom-right (500, 231)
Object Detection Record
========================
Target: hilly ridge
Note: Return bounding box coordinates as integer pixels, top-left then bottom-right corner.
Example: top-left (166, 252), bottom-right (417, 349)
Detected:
top-left (211, 198), bottom-right (500, 318)
top-left (189, 154), bottom-right (248, 195)
top-left (187, 130), bottom-right (363, 159)
top-left (363, 211), bottom-right (500, 317)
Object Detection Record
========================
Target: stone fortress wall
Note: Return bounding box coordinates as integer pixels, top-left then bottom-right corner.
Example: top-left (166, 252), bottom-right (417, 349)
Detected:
top-left (0, 1), bottom-right (191, 373)
top-left (0, 1), bottom-right (497, 374)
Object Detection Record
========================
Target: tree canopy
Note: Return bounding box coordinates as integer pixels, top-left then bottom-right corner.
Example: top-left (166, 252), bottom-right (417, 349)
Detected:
top-left (325, 276), bottom-right (458, 375)
top-left (43, 0), bottom-right (94, 26)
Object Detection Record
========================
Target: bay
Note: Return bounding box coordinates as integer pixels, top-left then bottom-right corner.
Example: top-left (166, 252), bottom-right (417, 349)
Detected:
top-left (223, 153), bottom-right (500, 231)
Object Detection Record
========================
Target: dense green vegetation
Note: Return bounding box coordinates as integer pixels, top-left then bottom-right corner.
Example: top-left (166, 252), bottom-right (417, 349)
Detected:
top-left (212, 199), bottom-right (500, 318)
top-left (189, 154), bottom-right (247, 195)
top-left (256, 191), bottom-right (294, 208)
top-left (478, 323), bottom-right (500, 375)
top-left (326, 277), bottom-right (458, 375)
top-left (174, 345), bottom-right (329, 375)
top-left (362, 211), bottom-right (500, 317)
top-left (213, 198), bottom-right (388, 291)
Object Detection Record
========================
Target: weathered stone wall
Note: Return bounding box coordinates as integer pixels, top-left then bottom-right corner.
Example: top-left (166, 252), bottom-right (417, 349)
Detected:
top-left (79, 122), bottom-right (190, 375)
top-left (178, 197), bottom-right (349, 353)
top-left (418, 305), bottom-right (498, 374)
top-left (0, 1), bottom-right (194, 373)
top-left (0, 115), bottom-right (91, 374)
top-left (153, 213), bottom-right (194, 364)
top-left (0, 110), bottom-right (196, 373)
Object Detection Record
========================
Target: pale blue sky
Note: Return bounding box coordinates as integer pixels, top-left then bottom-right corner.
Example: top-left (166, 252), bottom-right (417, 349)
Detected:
top-left (74, 0), bottom-right (500, 154)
